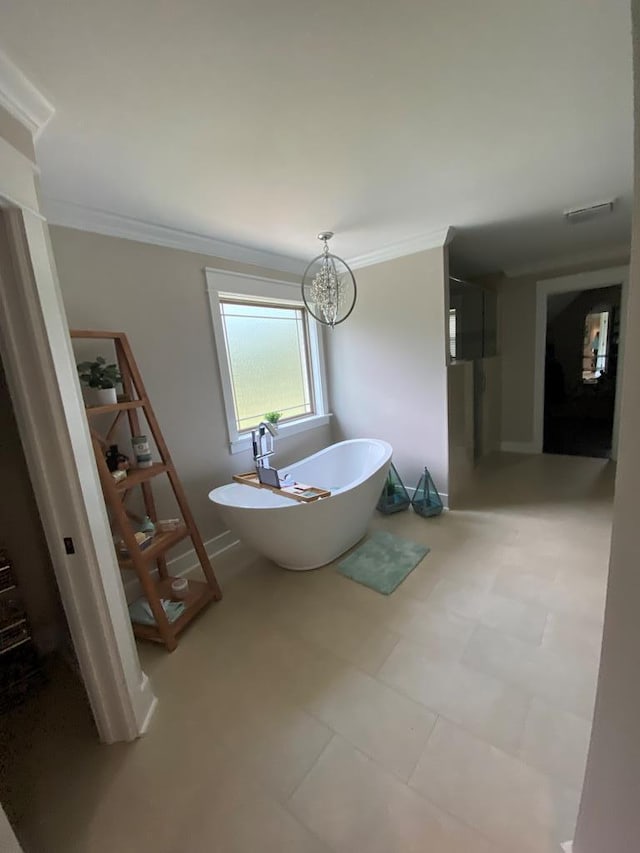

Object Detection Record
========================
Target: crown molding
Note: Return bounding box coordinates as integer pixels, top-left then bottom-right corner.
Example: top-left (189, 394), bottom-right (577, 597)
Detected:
top-left (347, 226), bottom-right (455, 270)
top-left (43, 198), bottom-right (309, 275)
top-left (504, 244), bottom-right (630, 278)
top-left (0, 49), bottom-right (54, 138)
top-left (43, 198), bottom-right (457, 275)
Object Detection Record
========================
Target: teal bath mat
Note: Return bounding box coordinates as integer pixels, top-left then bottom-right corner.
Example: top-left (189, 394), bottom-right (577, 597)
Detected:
top-left (337, 530), bottom-right (429, 595)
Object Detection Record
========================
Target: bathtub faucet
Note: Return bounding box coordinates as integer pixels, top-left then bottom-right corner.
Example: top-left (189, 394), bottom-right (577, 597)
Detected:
top-left (252, 421), bottom-right (278, 468)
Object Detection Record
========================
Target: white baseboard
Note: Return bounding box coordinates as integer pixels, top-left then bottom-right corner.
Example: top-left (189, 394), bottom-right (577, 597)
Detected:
top-left (561, 842), bottom-right (573, 852)
top-left (122, 529), bottom-right (239, 601)
top-left (403, 486), bottom-right (449, 510)
top-left (500, 441), bottom-right (539, 454)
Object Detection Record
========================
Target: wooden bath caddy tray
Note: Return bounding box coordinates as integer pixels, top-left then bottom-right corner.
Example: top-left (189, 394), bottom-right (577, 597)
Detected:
top-left (232, 472), bottom-right (331, 503)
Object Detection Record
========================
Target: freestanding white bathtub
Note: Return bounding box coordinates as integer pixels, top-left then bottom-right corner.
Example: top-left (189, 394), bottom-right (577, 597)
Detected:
top-left (208, 439), bottom-right (392, 570)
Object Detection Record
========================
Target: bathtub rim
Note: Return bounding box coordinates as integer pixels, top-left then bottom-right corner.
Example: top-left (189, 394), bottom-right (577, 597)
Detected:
top-left (208, 438), bottom-right (392, 510)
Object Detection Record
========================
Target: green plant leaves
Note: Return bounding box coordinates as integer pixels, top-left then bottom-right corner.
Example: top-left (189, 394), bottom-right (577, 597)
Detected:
top-left (76, 356), bottom-right (122, 389)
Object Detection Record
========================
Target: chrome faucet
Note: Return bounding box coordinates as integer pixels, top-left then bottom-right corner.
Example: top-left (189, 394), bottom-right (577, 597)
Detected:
top-left (252, 421), bottom-right (278, 468)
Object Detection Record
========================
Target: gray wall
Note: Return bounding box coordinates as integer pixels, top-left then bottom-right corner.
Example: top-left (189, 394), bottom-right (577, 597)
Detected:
top-left (573, 2), bottom-right (640, 849)
top-left (326, 247), bottom-right (449, 499)
top-left (447, 360), bottom-right (473, 505)
top-left (50, 226), bottom-right (332, 551)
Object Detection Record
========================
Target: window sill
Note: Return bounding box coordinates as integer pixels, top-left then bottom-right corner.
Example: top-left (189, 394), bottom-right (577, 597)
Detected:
top-left (229, 413), bottom-right (332, 455)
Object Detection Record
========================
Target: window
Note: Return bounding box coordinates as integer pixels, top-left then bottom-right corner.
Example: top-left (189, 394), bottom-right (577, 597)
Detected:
top-left (206, 269), bottom-right (329, 453)
top-left (220, 299), bottom-right (313, 431)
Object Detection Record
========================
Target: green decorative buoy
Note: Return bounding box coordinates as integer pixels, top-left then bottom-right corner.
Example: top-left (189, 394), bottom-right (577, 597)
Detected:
top-left (411, 467), bottom-right (444, 518)
top-left (376, 462), bottom-right (411, 514)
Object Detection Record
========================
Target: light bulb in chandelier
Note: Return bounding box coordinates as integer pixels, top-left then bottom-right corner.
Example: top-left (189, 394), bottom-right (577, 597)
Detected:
top-left (301, 232), bottom-right (357, 328)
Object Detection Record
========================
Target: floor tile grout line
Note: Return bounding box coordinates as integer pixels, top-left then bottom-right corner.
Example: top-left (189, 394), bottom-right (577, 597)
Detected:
top-left (405, 711), bottom-right (440, 781)
top-left (367, 631), bottom-right (401, 677)
top-left (304, 708), bottom-right (435, 786)
top-left (285, 731), bottom-right (336, 804)
top-left (311, 729), bottom-right (520, 853)
top-left (376, 660), bottom-right (537, 763)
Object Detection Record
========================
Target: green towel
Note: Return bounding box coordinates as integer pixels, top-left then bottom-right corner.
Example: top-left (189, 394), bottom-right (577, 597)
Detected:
top-left (128, 597), bottom-right (185, 625)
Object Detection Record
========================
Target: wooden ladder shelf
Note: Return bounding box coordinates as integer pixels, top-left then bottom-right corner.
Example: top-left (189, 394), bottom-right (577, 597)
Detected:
top-left (71, 330), bottom-right (222, 652)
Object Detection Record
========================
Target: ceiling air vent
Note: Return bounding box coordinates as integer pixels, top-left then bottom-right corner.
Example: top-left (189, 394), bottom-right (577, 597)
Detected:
top-left (564, 200), bottom-right (615, 225)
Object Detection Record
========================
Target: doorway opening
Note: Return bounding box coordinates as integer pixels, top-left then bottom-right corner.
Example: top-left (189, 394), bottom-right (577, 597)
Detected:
top-left (0, 344), bottom-right (97, 842)
top-left (543, 284), bottom-right (621, 458)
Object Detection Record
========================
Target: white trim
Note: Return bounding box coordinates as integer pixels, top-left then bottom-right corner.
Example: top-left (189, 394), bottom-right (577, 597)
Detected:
top-left (43, 198), bottom-right (309, 275)
top-left (560, 843), bottom-right (573, 853)
top-left (229, 413), bottom-right (331, 454)
top-left (123, 530), bottom-right (240, 600)
top-left (205, 267), bottom-right (299, 288)
top-left (405, 485), bottom-right (449, 510)
top-left (43, 198), bottom-right (458, 276)
top-left (0, 136), bottom-right (42, 216)
top-left (500, 441), bottom-right (538, 454)
top-left (504, 245), bottom-right (629, 278)
top-left (533, 266), bottom-right (629, 457)
top-left (347, 226), bottom-right (455, 270)
top-left (0, 48), bottom-right (55, 138)
top-left (205, 268), bottom-right (329, 452)
top-left (0, 207), bottom-right (156, 742)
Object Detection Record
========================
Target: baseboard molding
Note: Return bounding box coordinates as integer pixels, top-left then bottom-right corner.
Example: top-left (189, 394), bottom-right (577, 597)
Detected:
top-left (122, 529), bottom-right (240, 601)
top-left (561, 842), bottom-right (573, 852)
top-left (500, 441), bottom-right (539, 454)
top-left (404, 486), bottom-right (449, 510)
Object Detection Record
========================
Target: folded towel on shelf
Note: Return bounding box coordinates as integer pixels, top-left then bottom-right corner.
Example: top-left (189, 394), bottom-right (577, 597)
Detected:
top-left (128, 597), bottom-right (185, 625)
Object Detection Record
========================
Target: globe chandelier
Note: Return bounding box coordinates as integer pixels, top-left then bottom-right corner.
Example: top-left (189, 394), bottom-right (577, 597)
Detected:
top-left (301, 232), bottom-right (357, 328)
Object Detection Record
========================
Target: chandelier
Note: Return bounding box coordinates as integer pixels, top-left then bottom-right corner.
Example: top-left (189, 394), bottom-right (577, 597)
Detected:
top-left (301, 232), bottom-right (357, 328)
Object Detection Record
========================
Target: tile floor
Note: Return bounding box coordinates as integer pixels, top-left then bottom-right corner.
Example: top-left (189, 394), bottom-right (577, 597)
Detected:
top-left (1, 453), bottom-right (614, 852)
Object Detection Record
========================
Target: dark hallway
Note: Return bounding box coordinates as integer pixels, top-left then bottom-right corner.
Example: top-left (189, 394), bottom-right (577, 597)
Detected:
top-left (543, 284), bottom-right (621, 459)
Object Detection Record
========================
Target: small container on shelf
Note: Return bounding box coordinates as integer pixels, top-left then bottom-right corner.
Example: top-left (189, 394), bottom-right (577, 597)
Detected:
top-left (156, 518), bottom-right (182, 533)
top-left (116, 532), bottom-right (154, 559)
top-left (131, 435), bottom-right (153, 468)
top-left (105, 444), bottom-right (130, 472)
top-left (170, 578), bottom-right (189, 600)
top-left (139, 516), bottom-right (156, 537)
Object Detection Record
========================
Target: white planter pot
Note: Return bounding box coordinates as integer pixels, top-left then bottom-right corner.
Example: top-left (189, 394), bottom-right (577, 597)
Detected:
top-left (83, 386), bottom-right (117, 407)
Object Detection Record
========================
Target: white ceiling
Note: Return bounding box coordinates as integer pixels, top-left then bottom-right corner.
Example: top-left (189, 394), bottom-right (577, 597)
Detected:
top-left (0, 0), bottom-right (633, 275)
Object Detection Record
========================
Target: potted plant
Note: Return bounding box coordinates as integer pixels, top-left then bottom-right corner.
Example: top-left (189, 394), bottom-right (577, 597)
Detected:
top-left (264, 411), bottom-right (282, 431)
top-left (77, 356), bottom-right (122, 406)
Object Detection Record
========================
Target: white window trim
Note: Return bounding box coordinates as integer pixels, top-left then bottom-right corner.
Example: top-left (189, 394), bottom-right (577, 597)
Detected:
top-left (205, 267), bottom-right (330, 454)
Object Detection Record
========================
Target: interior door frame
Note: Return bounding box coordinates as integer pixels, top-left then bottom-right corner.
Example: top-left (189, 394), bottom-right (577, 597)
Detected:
top-left (533, 266), bottom-right (629, 459)
top-left (0, 104), bottom-right (157, 742)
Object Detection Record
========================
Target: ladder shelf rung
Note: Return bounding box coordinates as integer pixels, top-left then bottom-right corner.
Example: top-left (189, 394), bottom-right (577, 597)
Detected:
top-left (115, 463), bottom-right (168, 493)
top-left (85, 400), bottom-right (146, 417)
top-left (131, 578), bottom-right (215, 642)
top-left (118, 526), bottom-right (189, 569)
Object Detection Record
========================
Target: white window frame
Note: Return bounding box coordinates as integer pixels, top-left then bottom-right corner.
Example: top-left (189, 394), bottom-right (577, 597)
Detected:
top-left (205, 267), bottom-right (330, 454)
